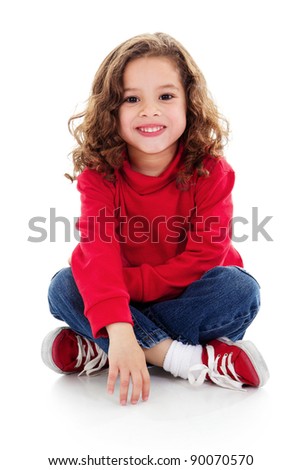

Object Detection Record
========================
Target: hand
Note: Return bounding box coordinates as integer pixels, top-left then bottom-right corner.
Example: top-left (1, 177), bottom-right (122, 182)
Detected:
top-left (106, 323), bottom-right (150, 405)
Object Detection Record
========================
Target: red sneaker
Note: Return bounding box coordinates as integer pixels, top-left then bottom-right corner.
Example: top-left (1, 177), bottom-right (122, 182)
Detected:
top-left (188, 337), bottom-right (269, 390)
top-left (41, 327), bottom-right (108, 376)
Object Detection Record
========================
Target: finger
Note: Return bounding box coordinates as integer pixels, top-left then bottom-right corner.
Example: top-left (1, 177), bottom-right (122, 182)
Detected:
top-left (107, 365), bottom-right (118, 395)
top-left (119, 371), bottom-right (130, 406)
top-left (130, 372), bottom-right (143, 405)
top-left (141, 369), bottom-right (151, 402)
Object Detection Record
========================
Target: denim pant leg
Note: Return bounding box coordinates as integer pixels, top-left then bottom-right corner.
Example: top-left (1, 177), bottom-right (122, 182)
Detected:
top-left (143, 266), bottom-right (261, 345)
top-left (47, 268), bottom-right (169, 354)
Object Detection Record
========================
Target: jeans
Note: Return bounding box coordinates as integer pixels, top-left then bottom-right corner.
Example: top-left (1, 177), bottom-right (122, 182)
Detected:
top-left (48, 266), bottom-right (260, 354)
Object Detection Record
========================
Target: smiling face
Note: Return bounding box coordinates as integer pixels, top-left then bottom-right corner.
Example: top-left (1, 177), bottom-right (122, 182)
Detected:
top-left (118, 56), bottom-right (187, 164)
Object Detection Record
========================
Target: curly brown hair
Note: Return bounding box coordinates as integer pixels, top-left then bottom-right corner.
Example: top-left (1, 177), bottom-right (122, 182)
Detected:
top-left (67, 32), bottom-right (229, 188)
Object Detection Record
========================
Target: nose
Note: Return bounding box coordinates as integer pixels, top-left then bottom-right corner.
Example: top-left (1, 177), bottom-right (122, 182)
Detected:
top-left (139, 100), bottom-right (161, 117)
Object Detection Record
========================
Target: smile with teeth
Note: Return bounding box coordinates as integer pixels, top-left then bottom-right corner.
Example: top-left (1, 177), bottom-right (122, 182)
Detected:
top-left (137, 125), bottom-right (165, 133)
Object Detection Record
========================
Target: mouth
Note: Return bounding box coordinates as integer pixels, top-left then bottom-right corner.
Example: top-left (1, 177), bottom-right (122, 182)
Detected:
top-left (136, 125), bottom-right (166, 136)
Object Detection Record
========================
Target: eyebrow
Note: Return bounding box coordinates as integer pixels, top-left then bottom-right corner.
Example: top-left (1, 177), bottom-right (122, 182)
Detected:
top-left (123, 84), bottom-right (180, 92)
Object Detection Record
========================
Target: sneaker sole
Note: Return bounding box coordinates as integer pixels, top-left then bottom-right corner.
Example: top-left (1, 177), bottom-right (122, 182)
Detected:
top-left (41, 327), bottom-right (73, 374)
top-left (218, 337), bottom-right (270, 387)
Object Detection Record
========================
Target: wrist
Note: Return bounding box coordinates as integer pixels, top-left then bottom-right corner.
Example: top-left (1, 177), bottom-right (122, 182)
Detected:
top-left (106, 322), bottom-right (134, 339)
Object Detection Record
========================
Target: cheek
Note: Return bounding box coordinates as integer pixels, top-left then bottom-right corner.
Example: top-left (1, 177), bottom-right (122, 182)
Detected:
top-left (117, 111), bottom-right (127, 136)
top-left (177, 109), bottom-right (187, 132)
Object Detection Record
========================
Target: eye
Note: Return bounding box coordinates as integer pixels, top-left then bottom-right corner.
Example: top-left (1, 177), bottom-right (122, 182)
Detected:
top-left (124, 96), bottom-right (139, 103)
top-left (159, 94), bottom-right (173, 100)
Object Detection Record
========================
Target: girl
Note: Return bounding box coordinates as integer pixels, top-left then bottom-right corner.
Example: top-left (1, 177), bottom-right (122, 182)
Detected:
top-left (42, 32), bottom-right (269, 405)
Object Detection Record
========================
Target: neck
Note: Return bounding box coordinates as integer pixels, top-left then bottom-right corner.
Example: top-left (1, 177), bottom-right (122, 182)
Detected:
top-left (127, 143), bottom-right (178, 176)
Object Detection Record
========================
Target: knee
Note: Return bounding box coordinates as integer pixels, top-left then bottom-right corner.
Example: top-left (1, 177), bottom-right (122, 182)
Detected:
top-left (48, 267), bottom-right (78, 308)
top-left (225, 266), bottom-right (260, 313)
top-left (207, 265), bottom-right (261, 311)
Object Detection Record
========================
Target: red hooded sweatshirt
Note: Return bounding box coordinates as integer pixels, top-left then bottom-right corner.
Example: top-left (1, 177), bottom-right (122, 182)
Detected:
top-left (71, 145), bottom-right (243, 338)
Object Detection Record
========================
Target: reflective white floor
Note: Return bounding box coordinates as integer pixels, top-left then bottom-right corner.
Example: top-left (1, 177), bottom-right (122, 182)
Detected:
top-left (3, 317), bottom-right (299, 469)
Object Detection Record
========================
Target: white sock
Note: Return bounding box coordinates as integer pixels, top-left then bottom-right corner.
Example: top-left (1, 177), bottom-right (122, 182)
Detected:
top-left (163, 340), bottom-right (202, 380)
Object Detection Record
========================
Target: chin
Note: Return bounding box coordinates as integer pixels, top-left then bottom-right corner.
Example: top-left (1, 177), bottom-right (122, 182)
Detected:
top-left (140, 141), bottom-right (176, 155)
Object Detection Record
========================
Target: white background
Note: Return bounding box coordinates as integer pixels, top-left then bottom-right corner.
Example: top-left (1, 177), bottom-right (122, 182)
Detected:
top-left (1, 0), bottom-right (300, 468)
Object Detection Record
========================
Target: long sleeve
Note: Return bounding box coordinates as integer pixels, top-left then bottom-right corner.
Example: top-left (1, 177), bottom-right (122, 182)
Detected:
top-left (71, 169), bottom-right (133, 338)
top-left (122, 161), bottom-right (243, 302)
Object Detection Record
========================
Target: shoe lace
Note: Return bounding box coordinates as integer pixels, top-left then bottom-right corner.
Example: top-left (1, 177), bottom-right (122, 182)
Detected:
top-left (74, 335), bottom-right (108, 377)
top-left (188, 344), bottom-right (244, 391)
